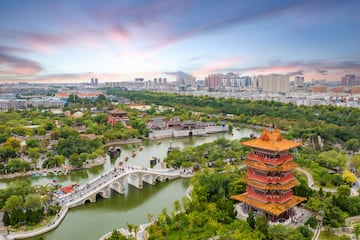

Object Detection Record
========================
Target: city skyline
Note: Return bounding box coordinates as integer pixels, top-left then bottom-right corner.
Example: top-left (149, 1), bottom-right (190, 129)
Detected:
top-left (0, 0), bottom-right (360, 83)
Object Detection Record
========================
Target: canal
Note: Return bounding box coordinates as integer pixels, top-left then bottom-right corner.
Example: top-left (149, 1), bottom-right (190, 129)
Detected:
top-left (1, 128), bottom-right (258, 240)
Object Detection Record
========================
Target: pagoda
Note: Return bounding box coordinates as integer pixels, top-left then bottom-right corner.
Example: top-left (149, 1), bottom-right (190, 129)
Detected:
top-left (231, 128), bottom-right (306, 222)
top-left (106, 109), bottom-right (129, 127)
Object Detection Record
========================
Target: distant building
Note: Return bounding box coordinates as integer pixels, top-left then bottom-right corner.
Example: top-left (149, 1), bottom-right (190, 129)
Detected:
top-left (205, 74), bottom-right (224, 90)
top-left (0, 99), bottom-right (27, 111)
top-left (350, 86), bottom-right (360, 95)
top-left (252, 74), bottom-right (289, 93)
top-left (294, 76), bottom-right (304, 87)
top-left (330, 86), bottom-right (344, 94)
top-left (90, 78), bottom-right (99, 86)
top-left (312, 85), bottom-right (327, 93)
top-left (342, 74), bottom-right (359, 86)
top-left (29, 97), bottom-right (64, 108)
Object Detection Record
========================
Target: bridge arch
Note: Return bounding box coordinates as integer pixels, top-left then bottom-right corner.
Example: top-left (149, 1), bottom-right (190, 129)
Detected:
top-left (128, 173), bottom-right (142, 189)
top-left (154, 175), bottom-right (165, 182)
top-left (143, 174), bottom-right (155, 185)
top-left (110, 181), bottom-right (125, 194)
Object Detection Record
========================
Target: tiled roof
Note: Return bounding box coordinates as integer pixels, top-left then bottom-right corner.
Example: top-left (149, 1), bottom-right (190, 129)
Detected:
top-left (241, 128), bottom-right (301, 152)
top-left (109, 108), bottom-right (127, 114)
top-left (231, 193), bottom-right (306, 216)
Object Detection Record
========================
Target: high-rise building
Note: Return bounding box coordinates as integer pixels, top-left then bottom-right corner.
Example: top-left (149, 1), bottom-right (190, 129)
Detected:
top-left (205, 74), bottom-right (224, 90)
top-left (294, 76), bottom-right (304, 87)
top-left (231, 128), bottom-right (306, 222)
top-left (252, 74), bottom-right (290, 93)
top-left (341, 74), bottom-right (359, 86)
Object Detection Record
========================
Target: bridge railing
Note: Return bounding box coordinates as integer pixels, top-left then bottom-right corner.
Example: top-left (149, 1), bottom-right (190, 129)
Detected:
top-left (58, 166), bottom-right (184, 205)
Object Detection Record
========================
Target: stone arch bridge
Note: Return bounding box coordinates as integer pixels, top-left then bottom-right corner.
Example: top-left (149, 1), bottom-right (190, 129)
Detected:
top-left (58, 166), bottom-right (188, 208)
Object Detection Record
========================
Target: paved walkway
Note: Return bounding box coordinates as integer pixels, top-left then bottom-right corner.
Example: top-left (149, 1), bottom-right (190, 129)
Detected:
top-left (295, 167), bottom-right (337, 193)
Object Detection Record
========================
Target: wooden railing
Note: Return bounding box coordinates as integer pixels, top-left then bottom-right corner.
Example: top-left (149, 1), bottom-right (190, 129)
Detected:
top-left (248, 153), bottom-right (292, 165)
top-left (247, 171), bottom-right (295, 184)
top-left (247, 190), bottom-right (293, 203)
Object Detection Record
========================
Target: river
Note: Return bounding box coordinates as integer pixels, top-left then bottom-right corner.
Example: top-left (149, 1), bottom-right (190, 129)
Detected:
top-left (1, 128), bottom-right (258, 240)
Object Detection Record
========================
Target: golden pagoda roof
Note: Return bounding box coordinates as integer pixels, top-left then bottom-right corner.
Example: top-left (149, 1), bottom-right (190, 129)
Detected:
top-left (244, 177), bottom-right (298, 190)
top-left (242, 128), bottom-right (301, 152)
top-left (245, 159), bottom-right (297, 172)
top-left (231, 193), bottom-right (306, 216)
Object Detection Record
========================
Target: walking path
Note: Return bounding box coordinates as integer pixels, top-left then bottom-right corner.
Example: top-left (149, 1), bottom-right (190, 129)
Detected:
top-left (295, 167), bottom-right (337, 193)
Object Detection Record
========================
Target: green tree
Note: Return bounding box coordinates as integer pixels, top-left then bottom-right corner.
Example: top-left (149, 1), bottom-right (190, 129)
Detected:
top-left (268, 224), bottom-right (303, 240)
top-left (24, 194), bottom-right (42, 211)
top-left (354, 224), bottom-right (360, 240)
top-left (255, 214), bottom-right (269, 236)
top-left (345, 138), bottom-right (360, 153)
top-left (2, 211), bottom-right (10, 226)
top-left (247, 210), bottom-right (256, 229)
top-left (338, 185), bottom-right (351, 196)
top-left (3, 195), bottom-right (24, 226)
top-left (69, 154), bottom-right (82, 167)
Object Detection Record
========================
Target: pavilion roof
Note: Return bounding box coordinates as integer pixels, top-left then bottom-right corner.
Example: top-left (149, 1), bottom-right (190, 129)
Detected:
top-left (241, 128), bottom-right (301, 152)
top-left (231, 193), bottom-right (306, 216)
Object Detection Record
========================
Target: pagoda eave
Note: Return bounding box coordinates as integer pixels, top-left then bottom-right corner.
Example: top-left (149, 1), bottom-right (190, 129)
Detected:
top-left (231, 193), bottom-right (306, 216)
top-left (244, 177), bottom-right (298, 190)
top-left (245, 160), bottom-right (297, 172)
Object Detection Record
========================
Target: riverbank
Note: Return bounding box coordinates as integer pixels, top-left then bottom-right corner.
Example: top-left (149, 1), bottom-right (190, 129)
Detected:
top-left (5, 207), bottom-right (68, 240)
top-left (103, 138), bottom-right (142, 147)
top-left (0, 156), bottom-right (106, 180)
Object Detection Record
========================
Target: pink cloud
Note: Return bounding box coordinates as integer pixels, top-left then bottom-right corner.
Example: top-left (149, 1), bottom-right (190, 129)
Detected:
top-left (191, 57), bottom-right (243, 76)
top-left (0, 52), bottom-right (43, 76)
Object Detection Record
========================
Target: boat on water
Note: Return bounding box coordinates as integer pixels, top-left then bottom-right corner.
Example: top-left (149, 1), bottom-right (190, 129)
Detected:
top-left (132, 152), bottom-right (136, 158)
top-left (157, 140), bottom-right (161, 145)
top-left (108, 146), bottom-right (121, 158)
top-left (150, 157), bottom-right (160, 166)
top-left (124, 156), bottom-right (129, 161)
top-left (139, 146), bottom-right (143, 151)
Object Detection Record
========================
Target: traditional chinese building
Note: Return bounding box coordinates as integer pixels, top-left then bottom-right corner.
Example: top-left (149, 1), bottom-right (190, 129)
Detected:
top-left (107, 109), bottom-right (129, 127)
top-left (231, 128), bottom-right (306, 222)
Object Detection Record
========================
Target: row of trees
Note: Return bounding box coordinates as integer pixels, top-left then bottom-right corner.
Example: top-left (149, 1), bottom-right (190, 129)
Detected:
top-left (113, 90), bottom-right (360, 150)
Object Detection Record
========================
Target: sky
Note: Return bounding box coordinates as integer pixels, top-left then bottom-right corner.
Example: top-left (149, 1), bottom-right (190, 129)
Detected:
top-left (0, 0), bottom-right (360, 83)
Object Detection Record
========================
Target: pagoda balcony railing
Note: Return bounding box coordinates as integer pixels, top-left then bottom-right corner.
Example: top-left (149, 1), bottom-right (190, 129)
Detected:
top-left (247, 172), bottom-right (295, 184)
top-left (248, 153), bottom-right (293, 165)
top-left (248, 191), bottom-right (293, 203)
